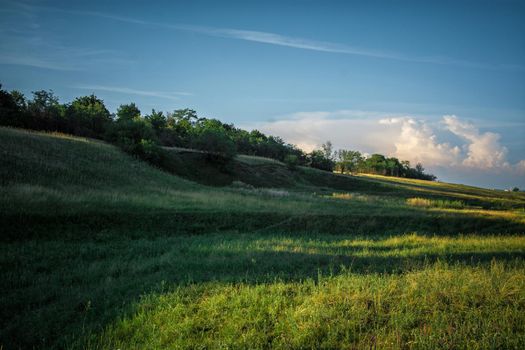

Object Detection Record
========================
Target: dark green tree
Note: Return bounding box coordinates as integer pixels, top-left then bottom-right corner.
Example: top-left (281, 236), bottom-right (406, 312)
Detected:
top-left (10, 90), bottom-right (27, 110)
top-left (335, 150), bottom-right (364, 174)
top-left (116, 103), bottom-right (141, 122)
top-left (0, 86), bottom-right (23, 127)
top-left (172, 108), bottom-right (199, 123)
top-left (308, 149), bottom-right (335, 172)
top-left (27, 90), bottom-right (65, 131)
top-left (193, 128), bottom-right (236, 161)
top-left (145, 109), bottom-right (167, 132)
top-left (365, 154), bottom-right (387, 174)
top-left (385, 157), bottom-right (402, 176)
top-left (65, 95), bottom-right (112, 138)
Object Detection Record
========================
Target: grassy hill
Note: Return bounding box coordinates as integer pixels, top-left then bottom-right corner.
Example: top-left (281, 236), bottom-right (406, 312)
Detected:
top-left (1, 127), bottom-right (525, 349)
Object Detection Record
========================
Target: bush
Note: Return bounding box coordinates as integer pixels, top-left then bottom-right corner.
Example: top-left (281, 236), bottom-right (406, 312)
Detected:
top-left (192, 129), bottom-right (237, 161)
top-left (105, 118), bottom-right (156, 145)
top-left (105, 119), bottom-right (165, 166)
top-left (308, 150), bottom-right (335, 172)
top-left (284, 154), bottom-right (299, 170)
top-left (138, 139), bottom-right (165, 166)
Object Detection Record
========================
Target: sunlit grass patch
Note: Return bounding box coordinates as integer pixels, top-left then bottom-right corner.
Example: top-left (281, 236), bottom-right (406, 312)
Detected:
top-left (94, 261), bottom-right (525, 350)
top-left (325, 192), bottom-right (382, 203)
top-left (252, 233), bottom-right (525, 256)
top-left (358, 173), bottom-right (525, 210)
top-left (407, 197), bottom-right (466, 209)
top-left (329, 192), bottom-right (353, 200)
top-left (430, 207), bottom-right (525, 225)
top-left (4, 232), bottom-right (524, 349)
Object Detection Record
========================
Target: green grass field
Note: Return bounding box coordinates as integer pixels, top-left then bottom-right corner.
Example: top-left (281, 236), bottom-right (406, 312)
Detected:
top-left (1, 127), bottom-right (525, 349)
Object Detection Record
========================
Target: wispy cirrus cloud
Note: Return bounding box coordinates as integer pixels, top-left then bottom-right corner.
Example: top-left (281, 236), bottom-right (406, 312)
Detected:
top-left (16, 3), bottom-right (524, 72)
top-left (73, 85), bottom-right (192, 100)
top-left (0, 1), bottom-right (134, 71)
top-left (0, 41), bottom-right (133, 71)
top-left (179, 26), bottom-right (524, 71)
top-left (0, 53), bottom-right (79, 71)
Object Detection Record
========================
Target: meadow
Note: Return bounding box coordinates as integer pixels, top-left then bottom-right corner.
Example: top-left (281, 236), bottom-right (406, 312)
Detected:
top-left (1, 127), bottom-right (525, 349)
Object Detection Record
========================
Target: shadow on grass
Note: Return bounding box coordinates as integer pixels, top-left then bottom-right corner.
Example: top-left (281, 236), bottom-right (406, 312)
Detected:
top-left (2, 208), bottom-right (525, 241)
top-left (1, 232), bottom-right (524, 349)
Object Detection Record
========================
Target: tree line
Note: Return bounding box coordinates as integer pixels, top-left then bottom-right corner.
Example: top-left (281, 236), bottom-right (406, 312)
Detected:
top-left (0, 86), bottom-right (436, 181)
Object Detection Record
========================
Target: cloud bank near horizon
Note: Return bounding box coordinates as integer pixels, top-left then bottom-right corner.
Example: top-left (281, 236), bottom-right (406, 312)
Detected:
top-left (246, 111), bottom-right (525, 188)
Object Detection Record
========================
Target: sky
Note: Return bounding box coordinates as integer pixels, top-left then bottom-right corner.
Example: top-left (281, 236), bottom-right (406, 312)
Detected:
top-left (1, 0), bottom-right (524, 189)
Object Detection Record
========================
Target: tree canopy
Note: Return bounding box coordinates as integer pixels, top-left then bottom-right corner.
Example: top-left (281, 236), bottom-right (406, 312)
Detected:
top-left (0, 85), bottom-right (437, 181)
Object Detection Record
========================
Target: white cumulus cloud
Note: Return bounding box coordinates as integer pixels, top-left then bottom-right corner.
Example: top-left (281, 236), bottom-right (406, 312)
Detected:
top-left (386, 117), bottom-right (461, 167)
top-left (443, 115), bottom-right (510, 169)
top-left (249, 111), bottom-right (520, 172)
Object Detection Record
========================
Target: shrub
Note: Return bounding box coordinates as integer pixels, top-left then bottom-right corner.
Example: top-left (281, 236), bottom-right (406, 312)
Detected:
top-left (284, 154), bottom-right (299, 170)
top-left (192, 129), bottom-right (237, 160)
top-left (105, 118), bottom-right (156, 145)
top-left (138, 139), bottom-right (165, 166)
top-left (105, 119), bottom-right (166, 166)
top-left (308, 150), bottom-right (335, 172)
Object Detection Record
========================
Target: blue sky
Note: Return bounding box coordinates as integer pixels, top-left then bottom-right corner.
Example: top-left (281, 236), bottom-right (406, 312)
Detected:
top-left (1, 0), bottom-right (524, 188)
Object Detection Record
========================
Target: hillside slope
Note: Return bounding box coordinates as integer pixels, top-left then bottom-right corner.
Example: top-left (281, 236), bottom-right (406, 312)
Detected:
top-left (1, 127), bottom-right (524, 240)
top-left (166, 144), bottom-right (524, 208)
top-left (1, 127), bottom-right (525, 349)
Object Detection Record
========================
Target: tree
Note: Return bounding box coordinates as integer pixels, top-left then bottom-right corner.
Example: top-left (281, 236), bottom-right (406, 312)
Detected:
top-left (365, 154), bottom-right (387, 174)
top-left (415, 163), bottom-right (425, 175)
top-left (385, 157), bottom-right (402, 177)
top-left (162, 110), bottom-right (197, 147)
top-left (335, 150), bottom-right (363, 174)
top-left (192, 128), bottom-right (236, 161)
top-left (321, 141), bottom-right (334, 161)
top-left (116, 103), bottom-right (141, 122)
top-left (10, 90), bottom-right (27, 110)
top-left (145, 109), bottom-right (167, 132)
top-left (172, 108), bottom-right (199, 124)
top-left (27, 90), bottom-right (65, 131)
top-left (65, 95), bottom-right (112, 138)
top-left (105, 117), bottom-right (156, 146)
top-left (309, 150), bottom-right (335, 172)
top-left (0, 85), bottom-right (22, 127)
